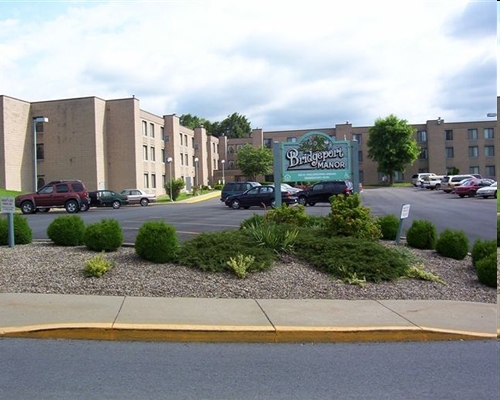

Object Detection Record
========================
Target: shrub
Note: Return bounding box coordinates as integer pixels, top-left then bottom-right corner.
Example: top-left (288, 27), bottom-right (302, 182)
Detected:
top-left (84, 252), bottom-right (114, 277)
top-left (240, 213), bottom-right (265, 230)
top-left (135, 221), bottom-right (178, 263)
top-left (264, 204), bottom-right (309, 227)
top-left (325, 194), bottom-right (381, 241)
top-left (244, 221), bottom-right (299, 254)
top-left (405, 219), bottom-right (437, 249)
top-left (177, 230), bottom-right (275, 273)
top-left (83, 218), bottom-right (123, 252)
top-left (435, 229), bottom-right (469, 260)
top-left (227, 253), bottom-right (255, 279)
top-left (293, 232), bottom-right (409, 283)
top-left (475, 252), bottom-right (497, 288)
top-left (471, 239), bottom-right (497, 268)
top-left (47, 215), bottom-right (85, 246)
top-left (165, 178), bottom-right (186, 201)
top-left (378, 214), bottom-right (399, 240)
top-left (0, 214), bottom-right (33, 245)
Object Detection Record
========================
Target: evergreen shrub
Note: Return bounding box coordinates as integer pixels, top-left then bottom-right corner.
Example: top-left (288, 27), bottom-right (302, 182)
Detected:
top-left (475, 252), bottom-right (497, 288)
top-left (47, 215), bottom-right (85, 246)
top-left (379, 214), bottom-right (399, 240)
top-left (0, 214), bottom-right (32, 245)
top-left (471, 239), bottom-right (497, 268)
top-left (135, 221), bottom-right (179, 263)
top-left (264, 204), bottom-right (309, 227)
top-left (83, 218), bottom-right (123, 252)
top-left (435, 229), bottom-right (469, 260)
top-left (406, 219), bottom-right (437, 249)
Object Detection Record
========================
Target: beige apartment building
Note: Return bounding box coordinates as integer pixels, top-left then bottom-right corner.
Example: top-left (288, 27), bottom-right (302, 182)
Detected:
top-left (0, 94), bottom-right (497, 194)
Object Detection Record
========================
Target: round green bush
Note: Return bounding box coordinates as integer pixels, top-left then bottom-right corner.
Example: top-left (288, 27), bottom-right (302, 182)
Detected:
top-left (379, 214), bottom-right (399, 240)
top-left (406, 219), bottom-right (437, 250)
top-left (83, 218), bottom-right (123, 252)
top-left (135, 221), bottom-right (179, 263)
top-left (435, 229), bottom-right (469, 260)
top-left (0, 214), bottom-right (32, 245)
top-left (47, 215), bottom-right (85, 246)
top-left (471, 239), bottom-right (497, 268)
top-left (475, 252), bottom-right (497, 288)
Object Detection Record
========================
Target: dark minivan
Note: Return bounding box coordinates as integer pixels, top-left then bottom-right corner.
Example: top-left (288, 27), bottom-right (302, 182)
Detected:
top-left (296, 180), bottom-right (353, 206)
top-left (221, 181), bottom-right (260, 202)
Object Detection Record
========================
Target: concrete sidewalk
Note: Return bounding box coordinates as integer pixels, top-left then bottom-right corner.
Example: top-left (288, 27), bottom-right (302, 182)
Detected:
top-left (0, 293), bottom-right (497, 343)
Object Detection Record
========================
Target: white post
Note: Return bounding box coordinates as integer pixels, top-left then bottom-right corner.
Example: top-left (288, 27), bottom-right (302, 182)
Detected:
top-left (221, 159), bottom-right (225, 185)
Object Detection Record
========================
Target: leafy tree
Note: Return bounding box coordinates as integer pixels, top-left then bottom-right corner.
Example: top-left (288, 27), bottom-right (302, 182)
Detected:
top-left (179, 114), bottom-right (210, 130)
top-left (367, 114), bottom-right (420, 184)
top-left (236, 144), bottom-right (273, 180)
top-left (215, 112), bottom-right (251, 138)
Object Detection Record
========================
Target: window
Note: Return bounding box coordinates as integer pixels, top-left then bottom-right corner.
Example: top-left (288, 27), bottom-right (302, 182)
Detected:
top-left (419, 148), bottom-right (428, 160)
top-left (358, 150), bottom-right (363, 162)
top-left (185, 154), bottom-right (188, 166)
top-left (417, 130), bottom-right (427, 143)
top-left (143, 145), bottom-right (148, 160)
top-left (142, 121), bottom-right (147, 136)
top-left (144, 174), bottom-right (149, 188)
top-left (467, 129), bottom-right (478, 140)
top-left (469, 166), bottom-right (480, 175)
top-left (150, 123), bottom-right (155, 138)
top-left (445, 147), bottom-right (454, 159)
top-left (185, 135), bottom-right (188, 147)
top-left (358, 170), bottom-right (364, 183)
top-left (264, 139), bottom-right (272, 149)
top-left (161, 149), bottom-right (165, 162)
top-left (151, 174), bottom-right (156, 188)
top-left (484, 128), bottom-right (494, 139)
top-left (55, 184), bottom-right (70, 193)
top-left (485, 165), bottom-right (496, 177)
top-left (484, 146), bottom-right (495, 157)
top-left (36, 143), bottom-right (44, 160)
top-left (468, 146), bottom-right (478, 158)
top-left (150, 147), bottom-right (155, 161)
top-left (353, 134), bottom-right (362, 144)
top-left (287, 137), bottom-right (297, 142)
top-left (192, 137), bottom-right (195, 148)
top-left (393, 171), bottom-right (404, 182)
top-left (180, 153), bottom-right (183, 165)
top-left (445, 130), bottom-right (453, 140)
top-left (162, 174), bottom-right (166, 187)
top-left (179, 133), bottom-right (183, 146)
top-left (161, 127), bottom-right (165, 140)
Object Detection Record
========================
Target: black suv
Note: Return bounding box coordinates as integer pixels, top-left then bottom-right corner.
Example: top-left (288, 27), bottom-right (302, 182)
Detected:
top-left (220, 181), bottom-right (260, 202)
top-left (15, 180), bottom-right (90, 214)
top-left (296, 180), bottom-right (353, 206)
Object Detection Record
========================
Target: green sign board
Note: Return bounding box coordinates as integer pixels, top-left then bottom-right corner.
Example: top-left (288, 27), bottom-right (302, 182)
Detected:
top-left (281, 131), bottom-right (351, 182)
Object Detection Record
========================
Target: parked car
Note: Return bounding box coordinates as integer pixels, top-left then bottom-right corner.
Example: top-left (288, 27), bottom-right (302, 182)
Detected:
top-left (420, 175), bottom-right (444, 190)
top-left (280, 183), bottom-right (301, 194)
top-left (453, 178), bottom-right (495, 198)
top-left (220, 181), bottom-right (261, 202)
top-left (120, 189), bottom-right (156, 206)
top-left (440, 174), bottom-right (474, 193)
top-left (296, 180), bottom-right (353, 206)
top-left (15, 180), bottom-right (90, 214)
top-left (89, 190), bottom-right (129, 209)
top-left (476, 181), bottom-right (497, 199)
top-left (411, 173), bottom-right (437, 187)
top-left (224, 185), bottom-right (298, 209)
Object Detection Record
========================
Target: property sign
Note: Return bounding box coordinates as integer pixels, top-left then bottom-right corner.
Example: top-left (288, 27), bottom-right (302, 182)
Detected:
top-left (281, 131), bottom-right (351, 182)
top-left (1, 197), bottom-right (15, 213)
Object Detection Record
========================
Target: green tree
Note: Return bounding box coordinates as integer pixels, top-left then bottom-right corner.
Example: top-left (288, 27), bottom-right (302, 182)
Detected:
top-left (367, 114), bottom-right (420, 184)
top-left (236, 144), bottom-right (273, 180)
top-left (215, 112), bottom-right (251, 138)
top-left (179, 114), bottom-right (210, 130)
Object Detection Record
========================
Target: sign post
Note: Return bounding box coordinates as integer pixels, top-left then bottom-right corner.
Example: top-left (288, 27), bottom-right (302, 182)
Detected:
top-left (395, 203), bottom-right (411, 245)
top-left (1, 197), bottom-right (15, 248)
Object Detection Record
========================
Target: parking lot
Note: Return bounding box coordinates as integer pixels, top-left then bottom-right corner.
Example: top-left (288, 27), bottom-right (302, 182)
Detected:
top-left (21, 186), bottom-right (497, 246)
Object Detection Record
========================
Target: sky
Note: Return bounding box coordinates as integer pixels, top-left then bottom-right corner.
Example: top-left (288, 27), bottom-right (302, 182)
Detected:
top-left (0, 0), bottom-right (497, 131)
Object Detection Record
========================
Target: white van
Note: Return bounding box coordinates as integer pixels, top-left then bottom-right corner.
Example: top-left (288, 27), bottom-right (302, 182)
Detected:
top-left (441, 175), bottom-right (474, 193)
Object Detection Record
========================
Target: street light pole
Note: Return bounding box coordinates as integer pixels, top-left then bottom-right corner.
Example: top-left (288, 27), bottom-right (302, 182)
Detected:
top-left (194, 157), bottom-right (199, 191)
top-left (167, 157), bottom-right (173, 202)
top-left (221, 159), bottom-right (225, 185)
top-left (33, 116), bottom-right (49, 192)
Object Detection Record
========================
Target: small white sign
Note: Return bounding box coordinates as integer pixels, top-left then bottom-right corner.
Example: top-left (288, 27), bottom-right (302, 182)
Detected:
top-left (1, 197), bottom-right (15, 213)
top-left (400, 203), bottom-right (410, 219)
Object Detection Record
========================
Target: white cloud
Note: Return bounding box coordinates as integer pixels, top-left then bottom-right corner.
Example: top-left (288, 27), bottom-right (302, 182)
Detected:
top-left (0, 0), bottom-right (496, 129)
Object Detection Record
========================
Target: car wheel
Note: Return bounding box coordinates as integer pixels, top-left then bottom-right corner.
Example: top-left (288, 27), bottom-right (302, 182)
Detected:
top-left (112, 200), bottom-right (121, 209)
top-left (80, 203), bottom-right (89, 212)
top-left (65, 199), bottom-right (79, 213)
top-left (298, 196), bottom-right (307, 206)
top-left (20, 201), bottom-right (35, 214)
top-left (435, 184), bottom-right (440, 190)
top-left (231, 199), bottom-right (241, 209)
top-left (140, 198), bottom-right (149, 206)
top-left (468, 190), bottom-right (475, 198)
top-left (458, 194), bottom-right (465, 198)
top-left (308, 202), bottom-right (316, 206)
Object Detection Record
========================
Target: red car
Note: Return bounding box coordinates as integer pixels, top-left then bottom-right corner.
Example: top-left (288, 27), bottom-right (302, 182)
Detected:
top-left (454, 178), bottom-right (495, 198)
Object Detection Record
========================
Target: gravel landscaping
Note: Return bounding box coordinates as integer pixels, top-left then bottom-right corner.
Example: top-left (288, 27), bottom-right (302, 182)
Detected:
top-left (0, 241), bottom-right (496, 303)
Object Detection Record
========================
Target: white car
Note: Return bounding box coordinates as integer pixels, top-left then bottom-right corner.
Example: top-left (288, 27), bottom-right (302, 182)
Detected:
top-left (120, 189), bottom-right (157, 206)
top-left (476, 181), bottom-right (497, 199)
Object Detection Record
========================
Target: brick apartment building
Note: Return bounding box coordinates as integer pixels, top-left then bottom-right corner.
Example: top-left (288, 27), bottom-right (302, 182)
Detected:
top-left (0, 94), bottom-right (497, 194)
